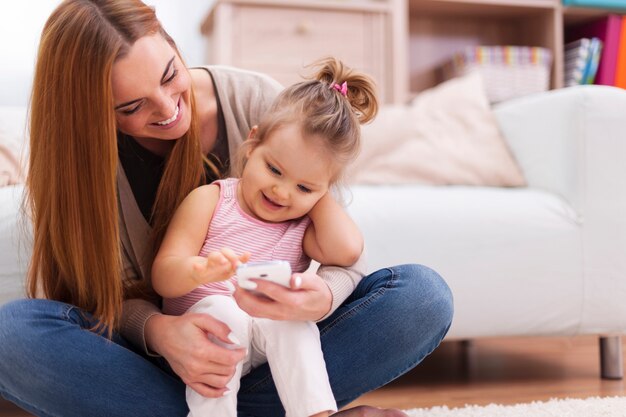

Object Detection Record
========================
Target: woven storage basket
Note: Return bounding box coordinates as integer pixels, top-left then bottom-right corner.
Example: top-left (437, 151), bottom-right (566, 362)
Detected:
top-left (442, 46), bottom-right (553, 103)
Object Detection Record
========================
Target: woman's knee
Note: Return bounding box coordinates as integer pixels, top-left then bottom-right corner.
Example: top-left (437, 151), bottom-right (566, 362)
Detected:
top-left (391, 264), bottom-right (454, 333)
top-left (0, 300), bottom-right (43, 382)
top-left (0, 299), bottom-right (40, 340)
top-left (0, 299), bottom-right (74, 354)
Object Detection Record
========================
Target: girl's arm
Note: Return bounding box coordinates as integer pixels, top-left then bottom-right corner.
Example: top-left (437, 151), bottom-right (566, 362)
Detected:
top-left (151, 184), bottom-right (241, 298)
top-left (303, 192), bottom-right (364, 267)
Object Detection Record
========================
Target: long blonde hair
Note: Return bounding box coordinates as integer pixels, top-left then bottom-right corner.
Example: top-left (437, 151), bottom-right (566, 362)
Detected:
top-left (27, 0), bottom-right (207, 335)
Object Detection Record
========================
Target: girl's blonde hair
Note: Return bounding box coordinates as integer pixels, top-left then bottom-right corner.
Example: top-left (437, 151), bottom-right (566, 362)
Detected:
top-left (235, 57), bottom-right (378, 182)
top-left (27, 0), bottom-right (210, 335)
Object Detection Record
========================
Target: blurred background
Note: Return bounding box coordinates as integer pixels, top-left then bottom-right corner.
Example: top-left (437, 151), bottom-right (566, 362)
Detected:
top-left (0, 0), bottom-right (212, 106)
top-left (2, 1), bottom-right (623, 106)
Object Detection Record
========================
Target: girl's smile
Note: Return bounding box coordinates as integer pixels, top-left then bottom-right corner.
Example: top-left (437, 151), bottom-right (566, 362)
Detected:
top-left (238, 123), bottom-right (336, 223)
top-left (261, 192), bottom-right (286, 210)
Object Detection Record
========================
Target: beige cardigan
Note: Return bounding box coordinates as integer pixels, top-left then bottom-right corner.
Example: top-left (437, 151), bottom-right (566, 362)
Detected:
top-left (118, 66), bottom-right (366, 353)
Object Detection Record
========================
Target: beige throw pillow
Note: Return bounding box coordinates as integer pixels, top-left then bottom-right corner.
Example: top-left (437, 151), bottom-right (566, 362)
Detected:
top-left (347, 71), bottom-right (526, 187)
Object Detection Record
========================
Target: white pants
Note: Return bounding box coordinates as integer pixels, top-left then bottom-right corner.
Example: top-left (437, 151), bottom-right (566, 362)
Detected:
top-left (186, 295), bottom-right (337, 417)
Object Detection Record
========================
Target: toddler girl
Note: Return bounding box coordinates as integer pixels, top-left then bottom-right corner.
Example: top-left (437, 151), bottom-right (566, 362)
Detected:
top-left (152, 57), bottom-right (378, 417)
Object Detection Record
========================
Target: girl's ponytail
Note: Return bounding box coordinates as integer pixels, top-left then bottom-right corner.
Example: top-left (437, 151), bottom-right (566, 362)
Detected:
top-left (312, 57), bottom-right (378, 124)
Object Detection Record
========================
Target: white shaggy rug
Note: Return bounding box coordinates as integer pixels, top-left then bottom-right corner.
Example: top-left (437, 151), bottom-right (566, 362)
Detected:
top-left (404, 396), bottom-right (626, 417)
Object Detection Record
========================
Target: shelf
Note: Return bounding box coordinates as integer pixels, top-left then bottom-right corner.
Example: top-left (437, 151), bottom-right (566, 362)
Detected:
top-left (562, 5), bottom-right (621, 25)
top-left (407, 0), bottom-right (560, 93)
top-left (208, 0), bottom-right (391, 13)
top-left (202, 0), bottom-right (618, 103)
top-left (409, 0), bottom-right (558, 16)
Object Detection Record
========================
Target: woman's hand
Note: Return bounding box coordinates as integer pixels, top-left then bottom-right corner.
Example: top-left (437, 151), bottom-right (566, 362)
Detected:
top-left (232, 271), bottom-right (332, 321)
top-left (144, 313), bottom-right (246, 397)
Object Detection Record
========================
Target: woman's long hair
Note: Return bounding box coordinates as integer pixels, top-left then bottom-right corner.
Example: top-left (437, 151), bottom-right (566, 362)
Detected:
top-left (27, 0), bottom-right (206, 335)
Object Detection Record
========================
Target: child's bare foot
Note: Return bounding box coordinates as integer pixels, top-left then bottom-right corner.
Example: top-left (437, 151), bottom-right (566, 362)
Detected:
top-left (333, 405), bottom-right (409, 417)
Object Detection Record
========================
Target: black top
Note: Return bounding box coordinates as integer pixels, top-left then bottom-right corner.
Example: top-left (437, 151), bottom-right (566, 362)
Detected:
top-left (118, 72), bottom-right (229, 223)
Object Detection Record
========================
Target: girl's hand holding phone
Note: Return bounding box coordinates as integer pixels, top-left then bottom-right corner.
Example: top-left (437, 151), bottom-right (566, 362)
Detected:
top-left (236, 260), bottom-right (292, 289)
top-left (191, 248), bottom-right (250, 285)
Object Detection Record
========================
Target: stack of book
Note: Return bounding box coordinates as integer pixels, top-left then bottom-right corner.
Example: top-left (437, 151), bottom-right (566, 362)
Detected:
top-left (564, 38), bottom-right (603, 86)
top-left (441, 46), bottom-right (552, 103)
top-left (567, 14), bottom-right (626, 88)
top-left (562, 0), bottom-right (626, 12)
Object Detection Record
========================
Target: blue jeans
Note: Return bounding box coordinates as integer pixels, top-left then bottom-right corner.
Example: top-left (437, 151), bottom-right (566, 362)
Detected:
top-left (0, 264), bottom-right (453, 417)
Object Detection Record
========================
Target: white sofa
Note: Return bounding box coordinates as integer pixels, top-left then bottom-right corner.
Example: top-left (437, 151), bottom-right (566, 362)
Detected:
top-left (1, 85), bottom-right (625, 378)
top-left (346, 85), bottom-right (626, 379)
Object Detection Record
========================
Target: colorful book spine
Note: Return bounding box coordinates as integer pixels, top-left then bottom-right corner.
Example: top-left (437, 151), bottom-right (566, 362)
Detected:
top-left (614, 15), bottom-right (626, 88)
top-left (562, 0), bottom-right (626, 9)
top-left (584, 38), bottom-right (603, 84)
top-left (564, 38), bottom-right (591, 86)
top-left (567, 14), bottom-right (622, 86)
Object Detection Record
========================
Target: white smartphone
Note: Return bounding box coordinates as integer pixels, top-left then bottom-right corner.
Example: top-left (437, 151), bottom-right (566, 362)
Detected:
top-left (236, 260), bottom-right (292, 289)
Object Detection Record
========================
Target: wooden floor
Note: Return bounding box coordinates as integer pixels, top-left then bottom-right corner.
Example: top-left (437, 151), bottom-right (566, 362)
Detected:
top-left (349, 335), bottom-right (626, 410)
top-left (1, 336), bottom-right (624, 415)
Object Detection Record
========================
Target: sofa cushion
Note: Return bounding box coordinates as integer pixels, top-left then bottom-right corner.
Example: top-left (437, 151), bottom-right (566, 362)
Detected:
top-left (347, 184), bottom-right (583, 339)
top-left (348, 72), bottom-right (526, 187)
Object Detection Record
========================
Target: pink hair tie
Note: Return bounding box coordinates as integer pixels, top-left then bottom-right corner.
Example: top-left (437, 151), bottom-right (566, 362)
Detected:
top-left (331, 81), bottom-right (348, 97)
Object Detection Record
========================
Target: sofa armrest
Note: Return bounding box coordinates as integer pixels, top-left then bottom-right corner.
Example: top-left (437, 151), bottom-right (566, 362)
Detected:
top-left (494, 85), bottom-right (626, 331)
top-left (494, 85), bottom-right (626, 213)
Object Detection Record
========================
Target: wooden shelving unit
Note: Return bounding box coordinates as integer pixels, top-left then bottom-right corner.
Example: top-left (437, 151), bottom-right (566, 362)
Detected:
top-left (201, 0), bottom-right (400, 103)
top-left (403, 0), bottom-right (561, 95)
top-left (202, 0), bottom-right (624, 104)
top-left (400, 0), bottom-right (625, 101)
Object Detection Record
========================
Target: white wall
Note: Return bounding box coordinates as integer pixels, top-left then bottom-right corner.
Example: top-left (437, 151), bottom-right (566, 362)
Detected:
top-left (0, 0), bottom-right (214, 106)
top-left (0, 1), bottom-right (59, 106)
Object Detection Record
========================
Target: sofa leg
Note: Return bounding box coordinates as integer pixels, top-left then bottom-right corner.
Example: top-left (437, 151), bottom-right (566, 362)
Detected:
top-left (600, 336), bottom-right (623, 380)
top-left (458, 340), bottom-right (475, 376)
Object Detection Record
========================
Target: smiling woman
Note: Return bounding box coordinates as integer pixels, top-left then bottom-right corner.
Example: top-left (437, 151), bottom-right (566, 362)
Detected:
top-left (112, 38), bottom-right (192, 145)
top-left (0, 0), bottom-right (453, 416)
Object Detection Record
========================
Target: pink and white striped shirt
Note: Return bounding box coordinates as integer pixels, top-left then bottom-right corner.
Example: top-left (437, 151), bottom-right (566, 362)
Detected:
top-left (163, 178), bottom-right (311, 315)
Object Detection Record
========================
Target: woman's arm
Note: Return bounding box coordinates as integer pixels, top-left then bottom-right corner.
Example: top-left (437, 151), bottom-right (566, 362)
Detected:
top-left (303, 193), bottom-right (364, 267)
top-left (119, 293), bottom-right (246, 398)
top-left (152, 184), bottom-right (241, 298)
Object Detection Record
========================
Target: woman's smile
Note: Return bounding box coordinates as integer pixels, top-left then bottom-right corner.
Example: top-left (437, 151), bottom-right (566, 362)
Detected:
top-left (111, 34), bottom-right (193, 142)
top-left (151, 98), bottom-right (182, 129)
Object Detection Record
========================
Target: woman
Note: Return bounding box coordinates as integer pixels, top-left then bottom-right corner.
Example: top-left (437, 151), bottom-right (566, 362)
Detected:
top-left (0, 1), bottom-right (453, 416)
